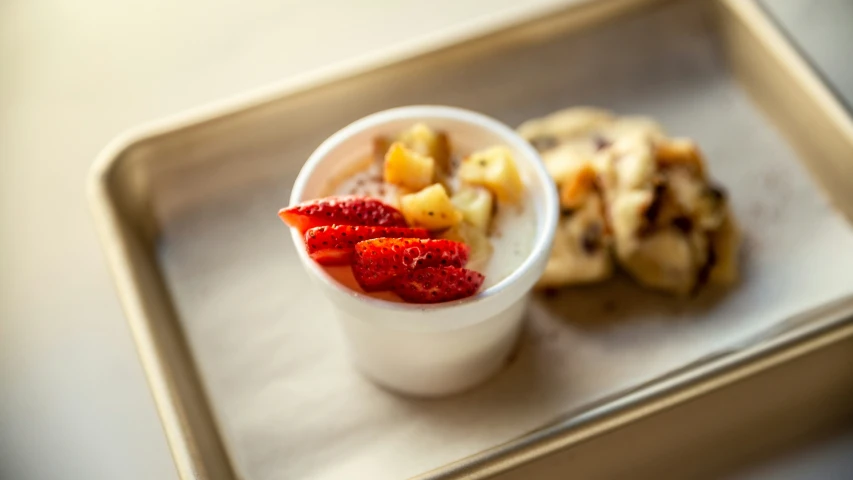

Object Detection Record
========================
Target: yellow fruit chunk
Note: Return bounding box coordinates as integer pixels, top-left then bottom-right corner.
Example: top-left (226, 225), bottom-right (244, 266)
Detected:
top-left (384, 142), bottom-right (435, 191)
top-left (398, 123), bottom-right (451, 171)
top-left (459, 146), bottom-right (524, 204)
top-left (400, 184), bottom-right (462, 230)
top-left (451, 186), bottom-right (494, 232)
top-left (441, 221), bottom-right (493, 272)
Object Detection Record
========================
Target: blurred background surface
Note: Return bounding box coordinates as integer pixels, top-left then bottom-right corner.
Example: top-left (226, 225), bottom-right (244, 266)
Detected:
top-left (1, 0), bottom-right (851, 479)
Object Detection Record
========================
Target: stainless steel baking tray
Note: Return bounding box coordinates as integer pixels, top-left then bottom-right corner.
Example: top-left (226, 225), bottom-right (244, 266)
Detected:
top-left (89, 0), bottom-right (853, 478)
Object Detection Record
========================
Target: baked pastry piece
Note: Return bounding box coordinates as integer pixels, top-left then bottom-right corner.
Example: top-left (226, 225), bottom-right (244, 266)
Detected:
top-left (539, 159), bottom-right (613, 287)
top-left (600, 133), bottom-right (740, 295)
top-left (519, 107), bottom-right (739, 295)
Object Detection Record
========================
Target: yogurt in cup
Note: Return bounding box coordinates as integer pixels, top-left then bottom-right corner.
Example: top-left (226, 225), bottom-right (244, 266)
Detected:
top-left (289, 106), bottom-right (558, 397)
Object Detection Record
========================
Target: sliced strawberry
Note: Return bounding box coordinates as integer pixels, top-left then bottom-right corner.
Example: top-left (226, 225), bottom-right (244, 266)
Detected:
top-left (304, 225), bottom-right (430, 265)
top-left (278, 196), bottom-right (407, 233)
top-left (393, 266), bottom-right (485, 304)
top-left (352, 238), bottom-right (469, 291)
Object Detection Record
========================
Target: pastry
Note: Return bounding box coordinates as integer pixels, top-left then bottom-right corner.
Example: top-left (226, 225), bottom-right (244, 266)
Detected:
top-left (519, 107), bottom-right (739, 295)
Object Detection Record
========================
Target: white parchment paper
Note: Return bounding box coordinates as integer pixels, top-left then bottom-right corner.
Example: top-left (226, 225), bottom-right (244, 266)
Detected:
top-left (158, 2), bottom-right (853, 479)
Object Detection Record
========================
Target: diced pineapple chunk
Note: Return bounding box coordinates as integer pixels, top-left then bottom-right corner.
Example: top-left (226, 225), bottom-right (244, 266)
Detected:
top-left (451, 187), bottom-right (494, 232)
top-left (400, 183), bottom-right (462, 230)
top-left (459, 146), bottom-right (524, 204)
top-left (384, 142), bottom-right (435, 191)
top-left (441, 221), bottom-right (493, 272)
top-left (398, 123), bottom-right (451, 171)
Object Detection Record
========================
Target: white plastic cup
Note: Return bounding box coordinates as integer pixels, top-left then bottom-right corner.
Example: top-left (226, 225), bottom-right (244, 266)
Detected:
top-left (289, 106), bottom-right (558, 397)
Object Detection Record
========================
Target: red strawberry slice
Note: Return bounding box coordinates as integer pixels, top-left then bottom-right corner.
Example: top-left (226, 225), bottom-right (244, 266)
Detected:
top-left (352, 238), bottom-right (469, 291)
top-left (304, 225), bottom-right (429, 265)
top-left (279, 196), bottom-right (407, 233)
top-left (393, 266), bottom-right (485, 304)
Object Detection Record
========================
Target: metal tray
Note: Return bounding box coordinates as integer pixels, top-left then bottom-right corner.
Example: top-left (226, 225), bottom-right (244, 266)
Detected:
top-left (89, 0), bottom-right (853, 478)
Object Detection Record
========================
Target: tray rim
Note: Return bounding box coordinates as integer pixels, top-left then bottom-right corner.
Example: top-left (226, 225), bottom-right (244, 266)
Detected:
top-left (87, 0), bottom-right (853, 479)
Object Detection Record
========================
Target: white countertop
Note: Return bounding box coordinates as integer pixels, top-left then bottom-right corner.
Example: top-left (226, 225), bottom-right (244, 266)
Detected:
top-left (1, 0), bottom-right (851, 479)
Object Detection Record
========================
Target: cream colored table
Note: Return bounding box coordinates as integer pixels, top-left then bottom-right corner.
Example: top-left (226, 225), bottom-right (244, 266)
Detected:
top-left (1, 1), bottom-right (851, 479)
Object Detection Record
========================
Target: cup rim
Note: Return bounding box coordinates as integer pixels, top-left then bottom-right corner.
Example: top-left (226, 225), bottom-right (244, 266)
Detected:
top-left (288, 105), bottom-right (558, 321)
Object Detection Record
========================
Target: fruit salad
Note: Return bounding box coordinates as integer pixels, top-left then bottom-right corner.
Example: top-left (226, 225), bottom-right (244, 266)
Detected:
top-left (279, 123), bottom-right (534, 304)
